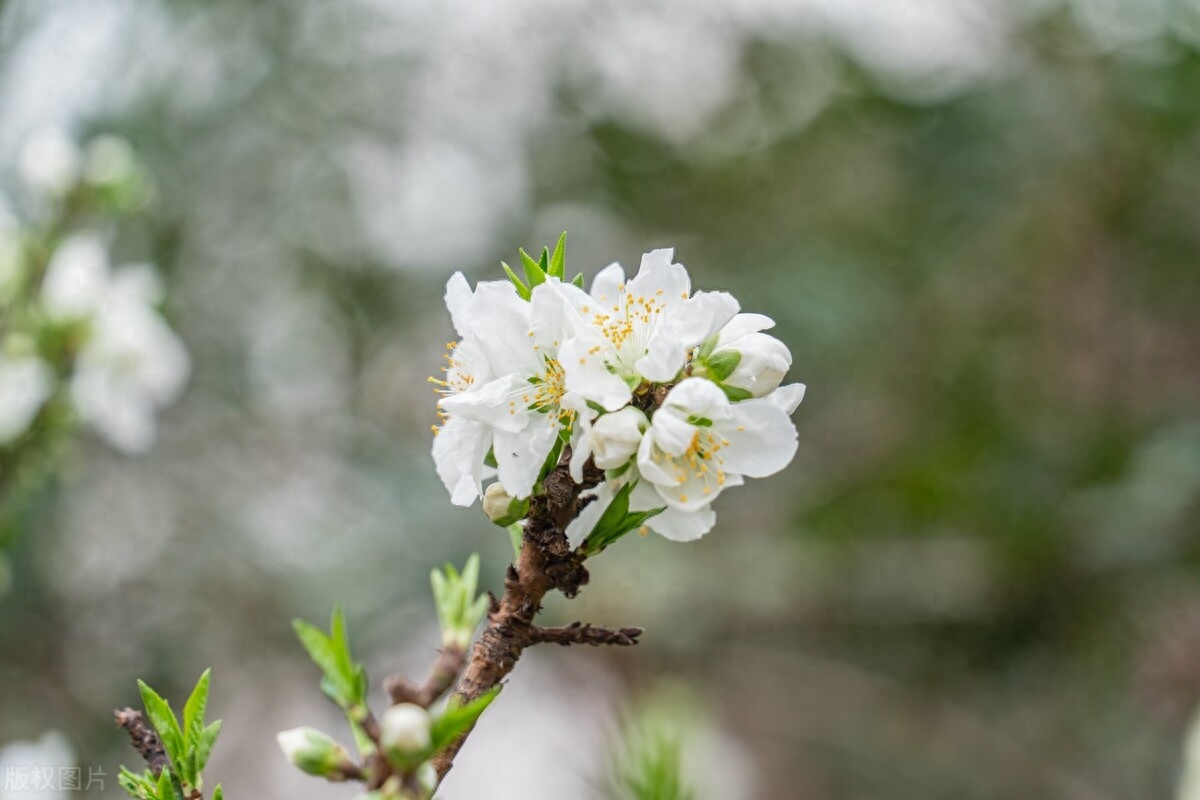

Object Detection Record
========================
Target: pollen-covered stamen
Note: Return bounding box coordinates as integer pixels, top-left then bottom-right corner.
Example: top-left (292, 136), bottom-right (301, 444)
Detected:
top-left (586, 285), bottom-right (672, 377)
top-left (652, 427), bottom-right (729, 501)
top-left (428, 341), bottom-right (476, 398)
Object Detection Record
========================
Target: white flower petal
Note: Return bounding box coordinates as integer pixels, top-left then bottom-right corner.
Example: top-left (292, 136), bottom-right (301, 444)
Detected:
top-left (647, 506), bottom-right (717, 542)
top-left (432, 415), bottom-right (492, 506)
top-left (660, 377), bottom-right (732, 422)
top-left (719, 400), bottom-right (799, 478)
top-left (671, 290), bottom-right (740, 346)
top-left (765, 383), bottom-right (807, 415)
top-left (494, 422), bottom-right (559, 499)
top-left (444, 272), bottom-right (475, 337)
top-left (589, 262), bottom-right (625, 305)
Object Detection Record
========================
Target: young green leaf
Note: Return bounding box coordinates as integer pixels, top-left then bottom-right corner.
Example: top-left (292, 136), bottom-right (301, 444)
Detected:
top-left (212, 786), bottom-right (224, 800)
top-left (571, 272), bottom-right (585, 289)
top-left (501, 262), bottom-right (531, 300)
top-left (182, 669), bottom-right (211, 752)
top-left (549, 232), bottom-right (567, 279)
top-left (519, 248), bottom-right (546, 290)
top-left (581, 483), bottom-right (666, 556)
top-left (137, 681), bottom-right (185, 767)
top-left (429, 687), bottom-right (501, 753)
top-left (196, 721), bottom-right (222, 773)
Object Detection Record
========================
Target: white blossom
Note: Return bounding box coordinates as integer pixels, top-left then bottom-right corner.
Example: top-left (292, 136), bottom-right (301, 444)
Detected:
top-left (41, 234), bottom-right (109, 319)
top-left (41, 235), bottom-right (189, 454)
top-left (634, 378), bottom-right (797, 540)
top-left (71, 265), bottom-right (190, 454)
top-left (0, 354), bottom-right (54, 445)
top-left (19, 127), bottom-right (81, 198)
top-left (554, 249), bottom-right (739, 410)
top-left (431, 273), bottom-right (499, 506)
top-left (439, 279), bottom-right (590, 500)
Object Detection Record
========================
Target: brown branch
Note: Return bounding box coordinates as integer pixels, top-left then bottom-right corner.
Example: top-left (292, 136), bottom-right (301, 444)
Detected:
top-left (430, 452), bottom-right (604, 781)
top-left (530, 621), bottom-right (643, 647)
top-left (384, 645), bottom-right (467, 708)
top-left (114, 708), bottom-right (170, 775)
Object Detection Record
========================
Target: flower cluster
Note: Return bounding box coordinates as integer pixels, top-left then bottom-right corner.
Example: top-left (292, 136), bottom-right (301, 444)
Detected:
top-left (431, 237), bottom-right (804, 542)
top-left (0, 129), bottom-right (187, 456)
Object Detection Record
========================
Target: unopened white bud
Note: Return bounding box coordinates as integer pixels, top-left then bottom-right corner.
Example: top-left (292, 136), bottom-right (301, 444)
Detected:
top-left (276, 727), bottom-right (353, 778)
top-left (699, 313), bottom-right (792, 398)
top-left (483, 482), bottom-right (528, 527)
top-left (379, 704), bottom-right (432, 756)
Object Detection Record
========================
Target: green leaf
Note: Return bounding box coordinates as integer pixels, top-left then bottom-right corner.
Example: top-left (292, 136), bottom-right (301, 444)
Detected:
top-left (520, 248), bottom-right (546, 290)
top-left (703, 350), bottom-right (741, 382)
top-left (549, 232), bottom-right (567, 279)
top-left (118, 766), bottom-right (155, 799)
top-left (182, 669), bottom-right (211, 751)
top-left (571, 272), bottom-right (585, 289)
top-left (581, 483), bottom-right (666, 556)
top-left (430, 687), bottom-right (502, 753)
top-left (501, 262), bottom-right (531, 300)
top-left (138, 681), bottom-right (184, 767)
top-left (196, 720), bottom-right (222, 772)
top-left (484, 446), bottom-right (498, 468)
top-left (539, 246), bottom-right (550, 274)
top-left (720, 384), bottom-right (754, 402)
top-left (537, 435), bottom-right (565, 483)
top-left (212, 786), bottom-right (224, 800)
top-left (293, 611), bottom-right (363, 710)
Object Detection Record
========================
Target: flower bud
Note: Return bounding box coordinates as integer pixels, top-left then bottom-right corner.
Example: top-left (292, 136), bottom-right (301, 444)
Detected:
top-left (719, 332), bottom-right (790, 397)
top-left (482, 482), bottom-right (529, 527)
top-left (276, 728), bottom-right (354, 779)
top-left (569, 407), bottom-right (647, 482)
top-left (696, 314), bottom-right (791, 399)
top-left (379, 704), bottom-right (432, 760)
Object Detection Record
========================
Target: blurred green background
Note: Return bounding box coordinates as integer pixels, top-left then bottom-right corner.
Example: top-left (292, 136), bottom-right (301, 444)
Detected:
top-left (2, 0), bottom-right (1200, 798)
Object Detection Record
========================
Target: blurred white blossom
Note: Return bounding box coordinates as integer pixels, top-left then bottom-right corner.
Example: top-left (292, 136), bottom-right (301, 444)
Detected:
top-left (40, 233), bottom-right (189, 454)
top-left (18, 127), bottom-right (81, 198)
top-left (0, 354), bottom-right (54, 444)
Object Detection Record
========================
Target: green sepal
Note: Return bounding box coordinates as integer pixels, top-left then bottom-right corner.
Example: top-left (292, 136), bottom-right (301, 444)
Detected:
top-left (720, 384), bottom-right (754, 402)
top-left (695, 333), bottom-right (719, 362)
top-left (571, 272), bottom-right (585, 288)
top-left (519, 248), bottom-right (546, 290)
top-left (501, 262), bottom-right (531, 300)
top-left (212, 785), bottom-right (224, 800)
top-left (703, 350), bottom-right (741, 382)
top-left (549, 232), bottom-right (567, 279)
top-left (430, 687), bottom-right (502, 753)
top-left (484, 446), bottom-right (498, 469)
